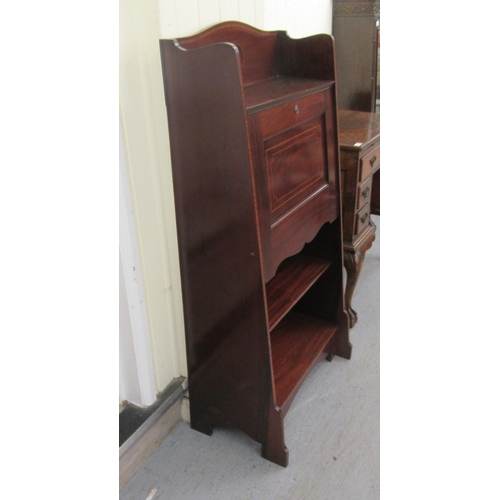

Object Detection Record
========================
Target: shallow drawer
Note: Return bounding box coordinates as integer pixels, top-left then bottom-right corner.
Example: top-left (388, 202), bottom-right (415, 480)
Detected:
top-left (355, 203), bottom-right (371, 236)
top-left (257, 91), bottom-right (327, 139)
top-left (357, 176), bottom-right (373, 211)
top-left (360, 146), bottom-right (380, 182)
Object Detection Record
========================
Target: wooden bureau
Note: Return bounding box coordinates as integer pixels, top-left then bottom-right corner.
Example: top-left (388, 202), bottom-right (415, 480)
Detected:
top-left (160, 22), bottom-right (350, 467)
top-left (338, 109), bottom-right (380, 327)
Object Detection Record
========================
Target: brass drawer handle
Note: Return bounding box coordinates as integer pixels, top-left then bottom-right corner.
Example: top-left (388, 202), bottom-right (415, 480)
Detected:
top-left (370, 155), bottom-right (377, 167)
top-left (294, 104), bottom-right (299, 114)
top-left (362, 187), bottom-right (370, 199)
top-left (361, 213), bottom-right (369, 224)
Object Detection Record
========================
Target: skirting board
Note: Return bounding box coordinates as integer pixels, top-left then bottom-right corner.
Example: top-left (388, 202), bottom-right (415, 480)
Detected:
top-left (120, 378), bottom-right (187, 489)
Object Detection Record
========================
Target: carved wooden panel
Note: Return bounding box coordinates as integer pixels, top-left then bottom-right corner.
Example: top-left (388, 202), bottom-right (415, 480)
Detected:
top-left (264, 117), bottom-right (327, 223)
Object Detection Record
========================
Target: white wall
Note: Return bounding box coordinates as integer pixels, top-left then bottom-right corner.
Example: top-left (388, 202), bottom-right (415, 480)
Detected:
top-left (120, 120), bottom-right (159, 406)
top-left (158, 0), bottom-right (332, 38)
top-left (119, 0), bottom-right (333, 405)
top-left (119, 252), bottom-right (142, 405)
top-left (120, 0), bottom-right (188, 403)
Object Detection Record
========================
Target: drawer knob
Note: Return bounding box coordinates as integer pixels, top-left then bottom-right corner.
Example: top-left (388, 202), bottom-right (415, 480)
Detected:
top-left (361, 213), bottom-right (369, 224)
top-left (370, 155), bottom-right (377, 167)
top-left (294, 104), bottom-right (299, 114)
top-left (362, 187), bottom-right (370, 199)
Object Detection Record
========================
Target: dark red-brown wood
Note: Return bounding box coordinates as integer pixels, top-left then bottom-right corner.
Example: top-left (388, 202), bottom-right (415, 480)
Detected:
top-left (332, 1), bottom-right (380, 112)
top-left (244, 77), bottom-right (333, 114)
top-left (338, 109), bottom-right (380, 326)
top-left (338, 108), bottom-right (380, 149)
top-left (250, 87), bottom-right (340, 281)
top-left (160, 39), bottom-right (272, 444)
top-left (270, 312), bottom-right (338, 414)
top-left (160, 21), bottom-right (350, 468)
top-left (266, 254), bottom-right (331, 331)
top-left (175, 21), bottom-right (279, 85)
top-left (371, 170), bottom-right (380, 215)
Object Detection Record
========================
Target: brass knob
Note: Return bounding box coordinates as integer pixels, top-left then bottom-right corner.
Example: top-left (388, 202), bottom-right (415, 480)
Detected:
top-left (362, 187), bottom-right (370, 199)
top-left (370, 156), bottom-right (377, 167)
top-left (361, 214), bottom-right (368, 224)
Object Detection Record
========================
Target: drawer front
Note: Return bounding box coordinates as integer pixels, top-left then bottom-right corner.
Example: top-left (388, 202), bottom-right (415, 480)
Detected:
top-left (360, 146), bottom-right (380, 181)
top-left (357, 176), bottom-right (373, 211)
top-left (257, 91), bottom-right (326, 138)
top-left (355, 203), bottom-right (371, 236)
top-left (264, 115), bottom-right (327, 223)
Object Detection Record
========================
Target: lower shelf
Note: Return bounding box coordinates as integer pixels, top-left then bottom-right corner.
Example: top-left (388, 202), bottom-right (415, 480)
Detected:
top-left (266, 254), bottom-right (331, 331)
top-left (270, 311), bottom-right (337, 415)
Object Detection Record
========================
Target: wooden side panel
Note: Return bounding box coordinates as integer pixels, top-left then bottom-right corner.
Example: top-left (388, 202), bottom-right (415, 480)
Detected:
top-left (175, 21), bottom-right (279, 84)
top-left (332, 15), bottom-right (378, 111)
top-left (278, 31), bottom-right (336, 81)
top-left (371, 169), bottom-right (380, 215)
top-left (159, 40), bottom-right (272, 443)
top-left (340, 149), bottom-right (360, 241)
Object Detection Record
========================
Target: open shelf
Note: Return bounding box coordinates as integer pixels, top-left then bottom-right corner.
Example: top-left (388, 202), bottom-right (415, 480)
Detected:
top-left (270, 311), bottom-right (337, 415)
top-left (244, 76), bottom-right (334, 114)
top-left (265, 254), bottom-right (331, 331)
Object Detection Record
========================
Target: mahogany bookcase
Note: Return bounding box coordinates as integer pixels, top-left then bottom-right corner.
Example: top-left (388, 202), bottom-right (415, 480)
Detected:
top-left (160, 21), bottom-right (351, 467)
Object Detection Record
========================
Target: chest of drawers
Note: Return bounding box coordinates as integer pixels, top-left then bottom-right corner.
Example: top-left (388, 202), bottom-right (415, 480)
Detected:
top-left (338, 109), bottom-right (380, 327)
